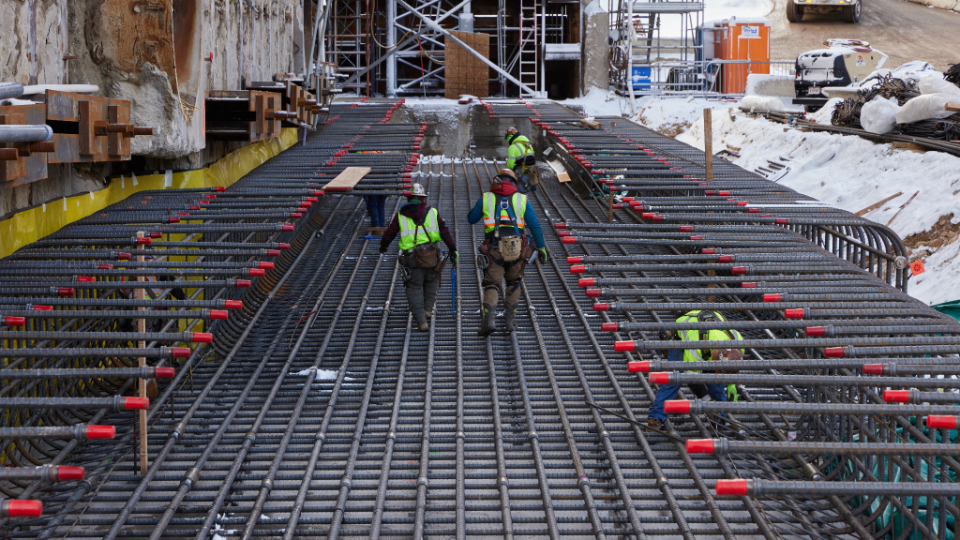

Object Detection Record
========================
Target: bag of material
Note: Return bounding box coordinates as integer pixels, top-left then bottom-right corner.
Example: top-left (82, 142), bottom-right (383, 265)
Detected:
top-left (499, 235), bottom-right (523, 262)
top-left (895, 93), bottom-right (957, 124)
top-left (860, 97), bottom-right (900, 135)
top-left (918, 75), bottom-right (960, 100)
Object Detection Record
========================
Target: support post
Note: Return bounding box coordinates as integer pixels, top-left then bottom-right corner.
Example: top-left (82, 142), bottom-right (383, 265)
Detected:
top-left (704, 108), bottom-right (713, 183)
top-left (386, 0), bottom-right (397, 97)
top-left (136, 232), bottom-right (148, 475)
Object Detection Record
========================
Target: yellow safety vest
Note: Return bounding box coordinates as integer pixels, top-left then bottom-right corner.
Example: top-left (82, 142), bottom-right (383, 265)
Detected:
top-left (481, 192), bottom-right (527, 233)
top-left (677, 310), bottom-right (744, 365)
top-left (398, 208), bottom-right (441, 251)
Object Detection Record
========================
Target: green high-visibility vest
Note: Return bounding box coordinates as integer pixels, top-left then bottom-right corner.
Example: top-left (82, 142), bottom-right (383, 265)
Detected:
top-left (676, 310), bottom-right (744, 401)
top-left (398, 208), bottom-right (441, 251)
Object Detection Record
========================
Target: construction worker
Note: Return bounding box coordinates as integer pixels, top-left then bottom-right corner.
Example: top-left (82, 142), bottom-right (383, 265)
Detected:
top-left (468, 169), bottom-right (547, 336)
top-left (646, 310), bottom-right (744, 431)
top-left (363, 195), bottom-right (387, 232)
top-left (380, 183), bottom-right (458, 332)
top-left (504, 127), bottom-right (538, 193)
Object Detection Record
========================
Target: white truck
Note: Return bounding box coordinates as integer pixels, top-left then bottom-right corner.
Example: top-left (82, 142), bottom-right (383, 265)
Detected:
top-left (793, 39), bottom-right (887, 111)
top-left (787, 0), bottom-right (862, 23)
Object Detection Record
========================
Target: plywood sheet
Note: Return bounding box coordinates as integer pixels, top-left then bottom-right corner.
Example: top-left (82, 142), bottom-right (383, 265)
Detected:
top-left (322, 166), bottom-right (371, 192)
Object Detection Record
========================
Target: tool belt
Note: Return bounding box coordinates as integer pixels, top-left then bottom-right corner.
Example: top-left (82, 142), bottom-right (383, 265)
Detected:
top-left (477, 234), bottom-right (532, 269)
top-left (400, 242), bottom-right (440, 269)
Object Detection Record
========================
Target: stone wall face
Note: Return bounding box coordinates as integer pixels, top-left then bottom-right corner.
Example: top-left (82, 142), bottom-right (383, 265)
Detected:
top-left (1, 0), bottom-right (305, 218)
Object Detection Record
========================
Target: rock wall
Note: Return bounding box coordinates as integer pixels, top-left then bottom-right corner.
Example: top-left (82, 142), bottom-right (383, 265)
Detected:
top-left (1, 0), bottom-right (305, 220)
top-left (581, 0), bottom-right (610, 94)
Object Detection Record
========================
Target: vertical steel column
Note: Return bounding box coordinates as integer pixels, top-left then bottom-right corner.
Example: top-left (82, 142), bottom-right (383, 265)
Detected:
top-left (386, 0), bottom-right (397, 96)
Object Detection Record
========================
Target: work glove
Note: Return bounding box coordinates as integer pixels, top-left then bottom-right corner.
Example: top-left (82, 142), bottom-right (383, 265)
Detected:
top-left (537, 247), bottom-right (548, 264)
top-left (726, 384), bottom-right (739, 403)
top-left (379, 245), bottom-right (388, 254)
top-left (451, 251), bottom-right (459, 265)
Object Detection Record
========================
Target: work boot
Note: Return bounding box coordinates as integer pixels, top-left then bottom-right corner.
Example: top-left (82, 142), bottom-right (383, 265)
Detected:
top-left (418, 322), bottom-right (429, 332)
top-left (504, 302), bottom-right (518, 333)
top-left (477, 304), bottom-right (497, 337)
top-left (424, 308), bottom-right (433, 319)
top-left (645, 418), bottom-right (663, 432)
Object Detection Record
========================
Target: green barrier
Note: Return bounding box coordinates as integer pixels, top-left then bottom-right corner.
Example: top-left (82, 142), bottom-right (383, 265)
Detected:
top-left (932, 300), bottom-right (960, 322)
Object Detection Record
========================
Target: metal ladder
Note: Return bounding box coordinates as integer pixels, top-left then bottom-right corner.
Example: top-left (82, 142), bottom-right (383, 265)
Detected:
top-left (518, 0), bottom-right (539, 96)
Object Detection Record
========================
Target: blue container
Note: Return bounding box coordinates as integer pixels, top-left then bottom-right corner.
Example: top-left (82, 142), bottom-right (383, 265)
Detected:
top-left (631, 66), bottom-right (651, 90)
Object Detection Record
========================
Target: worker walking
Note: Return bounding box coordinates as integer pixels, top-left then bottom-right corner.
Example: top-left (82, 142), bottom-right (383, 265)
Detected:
top-left (363, 195), bottom-right (387, 232)
top-left (468, 169), bottom-right (547, 336)
top-left (505, 127), bottom-right (539, 193)
top-left (380, 184), bottom-right (458, 332)
top-left (646, 310), bottom-right (744, 431)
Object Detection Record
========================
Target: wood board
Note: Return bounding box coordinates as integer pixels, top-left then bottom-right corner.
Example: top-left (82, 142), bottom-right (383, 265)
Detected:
top-left (322, 166), bottom-right (371, 192)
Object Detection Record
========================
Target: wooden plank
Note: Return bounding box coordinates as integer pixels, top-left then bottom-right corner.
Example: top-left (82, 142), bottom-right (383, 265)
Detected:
top-left (557, 171), bottom-right (571, 183)
top-left (946, 102), bottom-right (960, 113)
top-left (855, 192), bottom-right (902, 216)
top-left (891, 142), bottom-right (927, 154)
top-left (322, 166), bottom-right (371, 192)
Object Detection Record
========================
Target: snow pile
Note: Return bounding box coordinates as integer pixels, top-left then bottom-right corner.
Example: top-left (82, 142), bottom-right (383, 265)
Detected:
top-left (557, 86), bottom-right (633, 118)
top-left (739, 95), bottom-right (784, 113)
top-left (676, 109), bottom-right (960, 304)
top-left (807, 98), bottom-right (843, 124)
top-left (895, 93), bottom-right (956, 123)
top-left (634, 98), bottom-right (735, 137)
top-left (860, 97), bottom-right (899, 134)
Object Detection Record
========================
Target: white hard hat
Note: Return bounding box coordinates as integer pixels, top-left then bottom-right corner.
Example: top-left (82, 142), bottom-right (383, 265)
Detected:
top-left (409, 183), bottom-right (427, 198)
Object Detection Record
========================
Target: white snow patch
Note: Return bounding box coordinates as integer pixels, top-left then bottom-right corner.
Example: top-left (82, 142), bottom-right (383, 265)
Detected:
top-left (584, 0), bottom-right (608, 17)
top-left (290, 368), bottom-right (344, 380)
top-left (556, 86), bottom-right (633, 118)
top-left (633, 98), bottom-right (737, 136)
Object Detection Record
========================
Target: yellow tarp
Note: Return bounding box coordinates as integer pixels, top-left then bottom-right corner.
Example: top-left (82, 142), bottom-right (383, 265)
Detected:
top-left (0, 128), bottom-right (299, 258)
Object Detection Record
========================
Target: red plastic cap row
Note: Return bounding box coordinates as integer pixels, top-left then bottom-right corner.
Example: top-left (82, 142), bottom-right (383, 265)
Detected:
top-left (267, 250), bottom-right (281, 257)
top-left (136, 238), bottom-right (151, 245)
top-left (686, 439), bottom-right (715, 454)
top-left (4, 500), bottom-right (43, 518)
top-left (716, 479), bottom-right (748, 496)
top-left (862, 364), bottom-right (883, 375)
top-left (57, 466), bottom-right (85, 481)
top-left (562, 236), bottom-right (577, 244)
top-left (554, 222), bottom-right (566, 229)
top-left (236, 279), bottom-right (252, 288)
top-left (85, 425), bottom-right (116, 440)
top-left (585, 289), bottom-right (602, 298)
top-left (649, 372), bottom-right (670, 384)
top-left (258, 261), bottom-right (275, 270)
top-left (278, 243), bottom-right (291, 250)
top-left (784, 309), bottom-right (805, 319)
top-left (282, 223), bottom-right (295, 232)
top-left (570, 265), bottom-right (586, 274)
top-left (557, 231), bottom-right (570, 238)
top-left (224, 300), bottom-right (243, 310)
top-left (884, 390), bottom-right (910, 403)
top-left (601, 322), bottom-right (618, 332)
top-left (172, 347), bottom-right (192, 358)
top-left (664, 400), bottom-right (691, 413)
top-left (824, 347), bottom-right (844, 358)
top-left (614, 340), bottom-right (636, 352)
top-left (210, 309), bottom-right (229, 320)
top-left (78, 276), bottom-right (96, 283)
top-left (627, 361), bottom-right (649, 373)
top-left (150, 232), bottom-right (163, 238)
top-left (155, 367), bottom-right (176, 378)
top-left (122, 397), bottom-right (150, 410)
top-left (927, 415), bottom-right (958, 429)
top-left (593, 303), bottom-right (609, 312)
top-left (249, 269), bottom-right (265, 277)
top-left (569, 257), bottom-right (583, 265)
top-left (763, 294), bottom-right (781, 302)
top-left (214, 186), bottom-right (226, 192)
top-left (578, 278), bottom-right (594, 287)
top-left (805, 326), bottom-right (824, 336)
top-left (58, 288), bottom-right (75, 296)
top-left (3, 317), bottom-right (26, 326)
top-left (117, 253), bottom-right (132, 260)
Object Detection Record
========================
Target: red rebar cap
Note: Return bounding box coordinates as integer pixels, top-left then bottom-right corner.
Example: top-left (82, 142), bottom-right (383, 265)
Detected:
top-left (747, 208), bottom-right (760, 214)
top-left (215, 186), bottom-right (226, 192)
top-left (136, 238), bottom-right (151, 245)
top-left (679, 225), bottom-right (692, 232)
top-left (805, 326), bottom-right (824, 337)
top-left (649, 372), bottom-right (671, 384)
top-left (884, 390), bottom-right (911, 403)
top-left (578, 278), bottom-right (594, 287)
top-left (267, 250), bottom-right (281, 257)
top-left (718, 255), bottom-right (734, 263)
top-left (664, 400), bottom-right (690, 413)
top-left (56, 466), bottom-right (85, 482)
top-left (314, 190), bottom-right (325, 196)
top-left (824, 347), bottom-right (844, 358)
top-left (278, 243), bottom-right (291, 250)
top-left (85, 425), bottom-right (116, 440)
top-left (235, 279), bottom-right (251, 288)
top-left (282, 223), bottom-right (295, 232)
top-left (118, 253), bottom-right (132, 260)
top-left (190, 205), bottom-right (201, 210)
top-left (642, 212), bottom-right (655, 219)
top-left (716, 479), bottom-right (748, 496)
top-left (5, 500), bottom-right (43, 518)
top-left (168, 216), bottom-right (181, 223)
top-left (614, 341), bottom-right (635, 352)
top-left (224, 300), bottom-right (243, 310)
top-left (58, 288), bottom-right (75, 296)
top-left (702, 248), bottom-right (716, 255)
top-left (627, 361), bottom-right (649, 373)
top-left (249, 269), bottom-right (265, 277)
top-left (737, 201), bottom-right (748, 206)
top-left (558, 231), bottom-right (570, 237)
top-left (568, 256), bottom-right (583, 265)
top-left (731, 266), bottom-right (748, 275)
top-left (122, 397), bottom-right (150, 410)
top-left (259, 262), bottom-right (275, 270)
top-left (33, 305), bottom-right (53, 311)
top-left (191, 332), bottom-right (213, 343)
top-left (927, 415), bottom-right (959, 429)
top-left (306, 196), bottom-right (318, 202)
top-left (570, 265), bottom-right (586, 274)
top-left (775, 218), bottom-right (788, 225)
top-left (155, 367), bottom-right (176, 378)
top-left (78, 276), bottom-right (96, 282)
top-left (613, 204), bottom-right (622, 210)
top-left (686, 439), bottom-right (715, 454)
top-left (585, 289), bottom-right (602, 297)
top-left (149, 232), bottom-right (162, 238)
top-left (689, 235), bottom-right (703, 241)
top-left (210, 309), bottom-right (229, 320)
top-left (593, 303), bottom-right (609, 312)
top-left (204, 193), bottom-right (217, 199)
top-left (197, 200), bottom-right (209, 205)
top-left (178, 212), bottom-right (190, 216)
top-left (172, 347), bottom-right (191, 358)
top-left (4, 317), bottom-right (26, 326)
top-left (784, 308), bottom-right (805, 319)
top-left (862, 364), bottom-right (883, 375)
top-left (763, 294), bottom-right (781, 302)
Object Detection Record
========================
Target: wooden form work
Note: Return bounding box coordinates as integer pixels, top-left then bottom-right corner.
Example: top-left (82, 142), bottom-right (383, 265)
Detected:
top-left (205, 90), bottom-right (285, 142)
top-left (321, 167), bottom-right (371, 192)
top-left (444, 31), bottom-right (490, 99)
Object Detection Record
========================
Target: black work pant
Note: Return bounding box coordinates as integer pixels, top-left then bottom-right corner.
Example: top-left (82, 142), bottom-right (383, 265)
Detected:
top-left (406, 267), bottom-right (439, 325)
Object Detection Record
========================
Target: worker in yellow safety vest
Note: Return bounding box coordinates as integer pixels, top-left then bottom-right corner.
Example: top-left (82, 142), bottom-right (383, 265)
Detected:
top-left (467, 169), bottom-right (547, 336)
top-left (647, 310), bottom-right (745, 431)
top-left (380, 183), bottom-right (458, 332)
top-left (505, 127), bottom-right (539, 193)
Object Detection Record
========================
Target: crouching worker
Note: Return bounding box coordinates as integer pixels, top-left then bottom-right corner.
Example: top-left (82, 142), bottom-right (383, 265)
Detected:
top-left (468, 169), bottom-right (547, 336)
top-left (380, 183), bottom-right (458, 332)
top-left (646, 310), bottom-right (744, 431)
